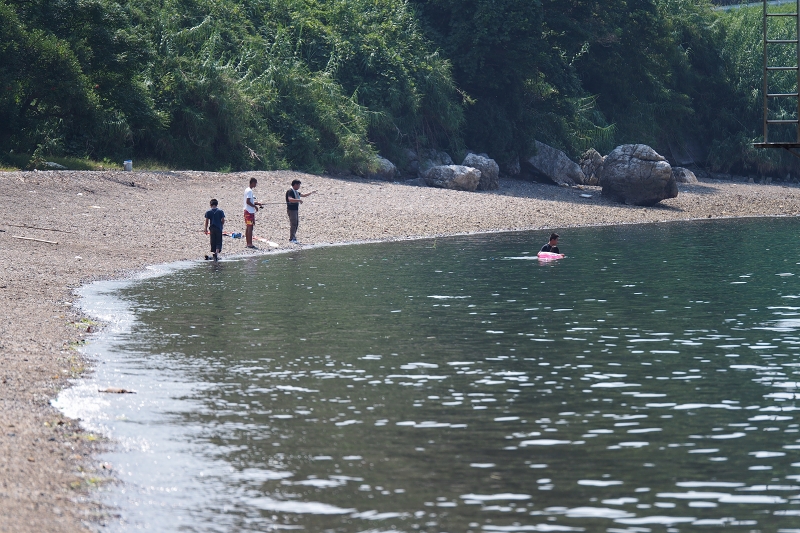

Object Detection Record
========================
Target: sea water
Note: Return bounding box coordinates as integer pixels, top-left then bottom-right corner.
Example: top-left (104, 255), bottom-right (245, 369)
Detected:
top-left (56, 218), bottom-right (800, 532)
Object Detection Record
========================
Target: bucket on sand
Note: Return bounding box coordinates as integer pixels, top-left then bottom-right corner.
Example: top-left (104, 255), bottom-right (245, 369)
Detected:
top-left (123, 160), bottom-right (133, 171)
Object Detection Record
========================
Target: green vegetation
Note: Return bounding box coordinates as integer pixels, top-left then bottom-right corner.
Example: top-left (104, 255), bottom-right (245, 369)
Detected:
top-left (1, 0), bottom-right (798, 177)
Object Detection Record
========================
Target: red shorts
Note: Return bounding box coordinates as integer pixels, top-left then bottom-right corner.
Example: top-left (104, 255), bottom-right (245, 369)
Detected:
top-left (244, 210), bottom-right (255, 226)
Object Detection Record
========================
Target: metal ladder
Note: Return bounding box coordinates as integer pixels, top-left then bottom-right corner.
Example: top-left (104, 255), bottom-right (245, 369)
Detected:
top-left (756, 0), bottom-right (800, 153)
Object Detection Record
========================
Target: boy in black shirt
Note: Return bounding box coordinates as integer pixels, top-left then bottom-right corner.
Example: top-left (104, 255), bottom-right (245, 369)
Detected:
top-left (540, 233), bottom-right (560, 254)
top-left (204, 199), bottom-right (226, 261)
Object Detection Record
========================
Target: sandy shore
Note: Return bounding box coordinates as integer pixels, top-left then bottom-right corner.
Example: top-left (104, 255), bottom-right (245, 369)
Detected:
top-left (2, 169), bottom-right (800, 531)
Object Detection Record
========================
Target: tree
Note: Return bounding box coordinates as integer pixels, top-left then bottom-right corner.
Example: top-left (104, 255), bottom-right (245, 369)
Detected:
top-left (411, 0), bottom-right (557, 160)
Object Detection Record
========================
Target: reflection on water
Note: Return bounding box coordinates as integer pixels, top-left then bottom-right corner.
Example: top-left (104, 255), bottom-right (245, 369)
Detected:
top-left (56, 218), bottom-right (800, 532)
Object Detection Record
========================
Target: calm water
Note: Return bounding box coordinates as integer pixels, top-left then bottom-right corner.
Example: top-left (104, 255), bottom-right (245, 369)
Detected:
top-left (56, 218), bottom-right (800, 532)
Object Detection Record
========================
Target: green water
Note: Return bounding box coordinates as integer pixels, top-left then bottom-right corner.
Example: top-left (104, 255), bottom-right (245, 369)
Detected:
top-left (71, 218), bottom-right (800, 532)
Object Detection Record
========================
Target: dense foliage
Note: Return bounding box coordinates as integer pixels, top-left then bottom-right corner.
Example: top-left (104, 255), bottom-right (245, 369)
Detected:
top-left (1, 0), bottom-right (798, 176)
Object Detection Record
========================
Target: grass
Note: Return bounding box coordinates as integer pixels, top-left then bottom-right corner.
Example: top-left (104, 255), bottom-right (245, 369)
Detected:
top-left (0, 153), bottom-right (176, 172)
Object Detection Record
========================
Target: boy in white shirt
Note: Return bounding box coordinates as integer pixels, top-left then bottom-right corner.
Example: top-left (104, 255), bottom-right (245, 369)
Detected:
top-left (243, 177), bottom-right (263, 248)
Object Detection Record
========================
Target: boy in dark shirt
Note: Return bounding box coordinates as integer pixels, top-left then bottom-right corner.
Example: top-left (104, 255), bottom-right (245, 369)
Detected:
top-left (540, 233), bottom-right (560, 253)
top-left (204, 199), bottom-right (226, 261)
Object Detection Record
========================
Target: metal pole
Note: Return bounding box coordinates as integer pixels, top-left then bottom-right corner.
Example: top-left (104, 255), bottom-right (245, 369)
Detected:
top-left (796, 0), bottom-right (800, 142)
top-left (764, 0), bottom-right (769, 143)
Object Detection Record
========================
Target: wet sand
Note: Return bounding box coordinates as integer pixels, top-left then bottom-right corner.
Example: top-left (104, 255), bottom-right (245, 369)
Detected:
top-left (2, 169), bottom-right (799, 531)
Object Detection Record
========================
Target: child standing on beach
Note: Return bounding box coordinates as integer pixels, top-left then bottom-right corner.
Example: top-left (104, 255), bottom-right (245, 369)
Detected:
top-left (244, 177), bottom-right (263, 248)
top-left (204, 199), bottom-right (226, 261)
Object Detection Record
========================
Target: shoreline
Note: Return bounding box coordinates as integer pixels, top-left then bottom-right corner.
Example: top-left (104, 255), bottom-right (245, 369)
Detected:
top-left (2, 169), bottom-right (800, 531)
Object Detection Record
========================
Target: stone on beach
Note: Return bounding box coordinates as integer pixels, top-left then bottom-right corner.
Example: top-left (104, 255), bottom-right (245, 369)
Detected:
top-left (363, 156), bottom-right (399, 181)
top-left (672, 166), bottom-right (698, 184)
top-left (522, 140), bottom-right (584, 187)
top-left (417, 149), bottom-right (454, 179)
top-left (423, 165), bottom-right (481, 191)
top-left (600, 144), bottom-right (678, 206)
top-left (579, 148), bottom-right (604, 186)
top-left (462, 153), bottom-right (499, 191)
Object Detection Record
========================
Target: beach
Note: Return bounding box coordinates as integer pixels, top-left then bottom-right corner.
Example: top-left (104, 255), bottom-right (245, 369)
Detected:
top-left (1, 168), bottom-right (799, 531)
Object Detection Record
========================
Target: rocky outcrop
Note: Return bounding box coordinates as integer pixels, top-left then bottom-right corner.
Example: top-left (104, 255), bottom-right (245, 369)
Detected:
top-left (423, 165), bottom-right (481, 191)
top-left (364, 156), bottom-right (399, 181)
top-left (462, 153), bottom-right (499, 190)
top-left (500, 156), bottom-right (521, 178)
top-left (522, 141), bottom-right (584, 186)
top-left (579, 149), bottom-right (604, 186)
top-left (672, 166), bottom-right (698, 184)
top-left (600, 144), bottom-right (678, 206)
top-left (418, 149), bottom-right (454, 179)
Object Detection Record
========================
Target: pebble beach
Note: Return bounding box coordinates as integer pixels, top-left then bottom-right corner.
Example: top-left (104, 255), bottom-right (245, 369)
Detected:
top-left (2, 169), bottom-right (800, 531)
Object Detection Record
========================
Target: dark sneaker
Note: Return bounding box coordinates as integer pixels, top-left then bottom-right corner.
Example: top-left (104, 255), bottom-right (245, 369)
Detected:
top-left (204, 255), bottom-right (211, 260)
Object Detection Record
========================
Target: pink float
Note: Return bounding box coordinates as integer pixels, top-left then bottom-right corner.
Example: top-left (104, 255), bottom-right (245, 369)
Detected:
top-left (537, 251), bottom-right (565, 260)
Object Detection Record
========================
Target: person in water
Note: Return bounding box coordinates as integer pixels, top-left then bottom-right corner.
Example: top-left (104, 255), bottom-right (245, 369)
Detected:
top-left (540, 233), bottom-right (560, 254)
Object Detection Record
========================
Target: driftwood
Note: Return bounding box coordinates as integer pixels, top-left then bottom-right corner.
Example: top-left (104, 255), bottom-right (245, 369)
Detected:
top-left (4, 223), bottom-right (76, 234)
top-left (12, 235), bottom-right (58, 244)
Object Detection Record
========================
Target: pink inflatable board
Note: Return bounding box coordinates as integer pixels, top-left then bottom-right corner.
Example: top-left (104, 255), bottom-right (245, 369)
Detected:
top-left (537, 251), bottom-right (565, 260)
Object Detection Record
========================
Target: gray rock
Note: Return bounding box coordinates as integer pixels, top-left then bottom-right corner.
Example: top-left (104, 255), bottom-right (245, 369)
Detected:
top-left (423, 165), bottom-right (481, 191)
top-left (418, 149), bottom-right (454, 178)
top-left (364, 156), bottom-right (399, 181)
top-left (600, 144), bottom-right (677, 206)
top-left (403, 148), bottom-right (420, 175)
top-left (578, 149), bottom-right (604, 186)
top-left (45, 161), bottom-right (67, 170)
top-left (522, 141), bottom-right (584, 186)
top-left (462, 153), bottom-right (499, 190)
top-left (672, 167), bottom-right (698, 184)
top-left (403, 177), bottom-right (428, 187)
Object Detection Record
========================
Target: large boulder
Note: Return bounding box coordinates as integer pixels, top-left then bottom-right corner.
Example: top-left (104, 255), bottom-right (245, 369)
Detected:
top-left (578, 148), bottom-right (604, 186)
top-left (462, 153), bottom-right (499, 190)
top-left (672, 166), bottom-right (698, 184)
top-left (601, 144), bottom-right (678, 206)
top-left (402, 148), bottom-right (420, 176)
top-left (418, 149), bottom-right (454, 178)
top-left (522, 141), bottom-right (584, 186)
top-left (423, 165), bottom-right (481, 191)
top-left (364, 156), bottom-right (399, 181)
